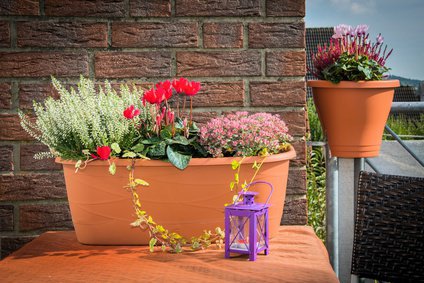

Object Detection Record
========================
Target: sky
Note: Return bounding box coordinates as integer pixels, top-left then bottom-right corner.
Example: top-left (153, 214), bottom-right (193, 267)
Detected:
top-left (306, 0), bottom-right (424, 80)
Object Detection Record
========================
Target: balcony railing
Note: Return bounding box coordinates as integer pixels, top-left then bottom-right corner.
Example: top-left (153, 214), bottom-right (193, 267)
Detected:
top-left (312, 101), bottom-right (424, 283)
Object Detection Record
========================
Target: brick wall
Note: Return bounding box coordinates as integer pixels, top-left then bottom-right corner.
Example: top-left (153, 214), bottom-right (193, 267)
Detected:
top-left (0, 0), bottom-right (307, 258)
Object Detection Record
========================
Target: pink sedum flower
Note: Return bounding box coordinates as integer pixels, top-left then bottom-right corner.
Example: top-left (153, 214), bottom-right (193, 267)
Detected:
top-left (199, 112), bottom-right (292, 157)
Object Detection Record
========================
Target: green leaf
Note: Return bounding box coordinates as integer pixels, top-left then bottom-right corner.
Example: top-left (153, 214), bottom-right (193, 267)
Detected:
top-left (174, 117), bottom-right (184, 129)
top-left (82, 149), bottom-right (90, 156)
top-left (122, 151), bottom-right (137, 158)
top-left (142, 137), bottom-right (161, 145)
top-left (174, 243), bottom-right (182, 253)
top-left (149, 238), bottom-right (157, 252)
top-left (109, 162), bottom-right (116, 175)
top-left (111, 143), bottom-right (121, 154)
top-left (148, 141), bottom-right (166, 157)
top-left (134, 178), bottom-right (149, 186)
top-left (136, 153), bottom-right (149, 159)
top-left (75, 160), bottom-right (82, 169)
top-left (161, 244), bottom-right (166, 252)
top-left (166, 145), bottom-right (191, 170)
top-left (160, 127), bottom-right (172, 139)
top-left (131, 143), bottom-right (144, 153)
top-left (165, 135), bottom-right (189, 145)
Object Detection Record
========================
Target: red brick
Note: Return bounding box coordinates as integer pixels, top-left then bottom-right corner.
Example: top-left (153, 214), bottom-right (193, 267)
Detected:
top-left (0, 21), bottom-right (10, 47)
top-left (19, 83), bottom-right (59, 110)
top-left (0, 173), bottom-right (66, 201)
top-left (0, 82), bottom-right (12, 109)
top-left (176, 0), bottom-right (260, 16)
top-left (249, 22), bottom-right (305, 48)
top-left (277, 110), bottom-right (306, 136)
top-left (191, 111), bottom-right (219, 126)
top-left (177, 51), bottom-right (261, 77)
top-left (112, 22), bottom-right (197, 48)
top-left (287, 169), bottom-right (306, 195)
top-left (266, 51), bottom-right (306, 77)
top-left (1, 236), bottom-right (35, 259)
top-left (95, 52), bottom-right (171, 78)
top-left (0, 205), bottom-right (14, 231)
top-left (249, 81), bottom-right (306, 107)
top-left (20, 144), bottom-right (62, 171)
top-left (203, 23), bottom-right (243, 48)
top-left (192, 81), bottom-right (244, 107)
top-left (45, 0), bottom-right (126, 17)
top-left (0, 52), bottom-right (89, 78)
top-left (0, 0), bottom-right (39, 16)
top-left (267, 0), bottom-right (305, 17)
top-left (0, 114), bottom-right (33, 141)
top-left (291, 139), bottom-right (306, 166)
top-left (130, 0), bottom-right (171, 17)
top-left (0, 145), bottom-right (13, 171)
top-left (17, 22), bottom-right (108, 48)
top-left (281, 198), bottom-right (307, 225)
top-left (19, 203), bottom-right (73, 232)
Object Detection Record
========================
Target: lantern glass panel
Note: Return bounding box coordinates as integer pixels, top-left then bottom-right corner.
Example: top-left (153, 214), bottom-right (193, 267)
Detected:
top-left (256, 213), bottom-right (266, 251)
top-left (229, 215), bottom-right (250, 251)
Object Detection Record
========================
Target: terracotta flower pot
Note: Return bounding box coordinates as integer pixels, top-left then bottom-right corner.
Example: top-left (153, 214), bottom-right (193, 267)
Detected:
top-left (57, 147), bottom-right (296, 245)
top-left (307, 80), bottom-right (400, 158)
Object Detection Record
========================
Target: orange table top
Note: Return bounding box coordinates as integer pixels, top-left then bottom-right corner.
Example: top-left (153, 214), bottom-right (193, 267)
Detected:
top-left (0, 226), bottom-right (339, 283)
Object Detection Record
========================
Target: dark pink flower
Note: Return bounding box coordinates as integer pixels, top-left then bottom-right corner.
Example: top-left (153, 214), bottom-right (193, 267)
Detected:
top-left (123, 105), bottom-right (141, 119)
top-left (96, 146), bottom-right (111, 160)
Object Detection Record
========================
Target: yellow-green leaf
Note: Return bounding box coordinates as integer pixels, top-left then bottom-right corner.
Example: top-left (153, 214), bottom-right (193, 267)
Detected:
top-left (111, 143), bottom-right (121, 154)
top-left (149, 238), bottom-right (157, 252)
top-left (134, 179), bottom-right (149, 186)
top-left (231, 160), bottom-right (240, 170)
top-left (109, 162), bottom-right (116, 175)
top-left (234, 173), bottom-right (239, 183)
top-left (230, 182), bottom-right (235, 190)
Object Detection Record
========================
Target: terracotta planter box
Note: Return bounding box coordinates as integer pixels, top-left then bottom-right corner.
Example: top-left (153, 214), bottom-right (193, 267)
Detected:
top-left (307, 80), bottom-right (400, 158)
top-left (57, 147), bottom-right (296, 245)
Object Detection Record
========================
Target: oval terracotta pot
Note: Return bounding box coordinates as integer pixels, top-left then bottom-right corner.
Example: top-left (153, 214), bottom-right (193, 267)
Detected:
top-left (307, 80), bottom-right (400, 158)
top-left (57, 147), bottom-right (296, 245)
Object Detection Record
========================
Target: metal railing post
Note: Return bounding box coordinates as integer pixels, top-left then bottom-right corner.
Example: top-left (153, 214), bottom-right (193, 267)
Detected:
top-left (325, 144), bottom-right (339, 274)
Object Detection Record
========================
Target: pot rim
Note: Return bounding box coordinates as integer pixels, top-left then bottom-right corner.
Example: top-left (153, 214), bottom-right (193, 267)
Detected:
top-left (307, 79), bottom-right (400, 89)
top-left (56, 146), bottom-right (296, 167)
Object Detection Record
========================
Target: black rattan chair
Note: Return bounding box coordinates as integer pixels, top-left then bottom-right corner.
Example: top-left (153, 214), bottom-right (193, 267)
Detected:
top-left (352, 171), bottom-right (424, 282)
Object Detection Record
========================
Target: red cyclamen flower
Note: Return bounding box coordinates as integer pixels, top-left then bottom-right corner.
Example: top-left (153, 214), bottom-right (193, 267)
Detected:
top-left (172, 78), bottom-right (189, 93)
top-left (123, 105), bottom-right (141, 119)
top-left (96, 146), bottom-right (111, 160)
top-left (143, 88), bottom-right (164, 105)
top-left (156, 80), bottom-right (173, 100)
top-left (184, 81), bottom-right (201, 96)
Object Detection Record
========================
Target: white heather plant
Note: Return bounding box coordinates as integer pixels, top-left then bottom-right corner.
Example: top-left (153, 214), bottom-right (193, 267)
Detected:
top-left (19, 76), bottom-right (150, 160)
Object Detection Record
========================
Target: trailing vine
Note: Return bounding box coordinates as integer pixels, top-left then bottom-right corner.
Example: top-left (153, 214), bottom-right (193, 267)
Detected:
top-left (127, 154), bottom-right (268, 253)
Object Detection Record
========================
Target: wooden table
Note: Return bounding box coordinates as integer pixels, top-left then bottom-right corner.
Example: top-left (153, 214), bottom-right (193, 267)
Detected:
top-left (0, 226), bottom-right (339, 283)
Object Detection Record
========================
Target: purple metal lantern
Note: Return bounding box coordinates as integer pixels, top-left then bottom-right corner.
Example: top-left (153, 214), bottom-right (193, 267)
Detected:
top-left (224, 181), bottom-right (273, 261)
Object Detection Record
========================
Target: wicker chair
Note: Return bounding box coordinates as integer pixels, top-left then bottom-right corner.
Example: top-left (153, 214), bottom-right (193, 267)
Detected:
top-left (351, 171), bottom-right (424, 282)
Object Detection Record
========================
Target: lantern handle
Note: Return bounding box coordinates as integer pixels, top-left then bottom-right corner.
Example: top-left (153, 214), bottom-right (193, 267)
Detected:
top-left (244, 180), bottom-right (274, 207)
